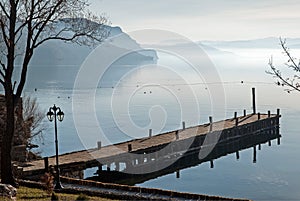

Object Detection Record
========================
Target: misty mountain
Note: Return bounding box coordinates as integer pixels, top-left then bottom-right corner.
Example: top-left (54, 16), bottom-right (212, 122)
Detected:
top-left (30, 23), bottom-right (157, 66)
top-left (198, 43), bottom-right (234, 56)
top-left (151, 39), bottom-right (234, 56)
top-left (15, 20), bottom-right (158, 89)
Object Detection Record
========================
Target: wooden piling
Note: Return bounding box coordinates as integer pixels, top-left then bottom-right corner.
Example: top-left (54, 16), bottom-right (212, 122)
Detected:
top-left (98, 164), bottom-right (102, 172)
top-left (253, 146), bottom-right (257, 163)
top-left (176, 170), bottom-right (180, 179)
top-left (244, 109), bottom-right (247, 117)
top-left (234, 112), bottom-right (237, 119)
top-left (115, 162), bottom-right (120, 171)
top-left (236, 151), bottom-right (240, 160)
top-left (268, 111), bottom-right (271, 118)
top-left (252, 88), bottom-right (256, 114)
top-left (210, 160), bottom-right (214, 168)
top-left (277, 109), bottom-right (280, 116)
top-left (128, 144), bottom-right (132, 152)
top-left (182, 122), bottom-right (186, 130)
top-left (97, 141), bottom-right (102, 149)
top-left (44, 157), bottom-right (49, 173)
top-left (149, 129), bottom-right (152, 138)
top-left (209, 116), bottom-right (213, 132)
top-left (175, 131), bottom-right (179, 140)
top-left (258, 113), bottom-right (261, 120)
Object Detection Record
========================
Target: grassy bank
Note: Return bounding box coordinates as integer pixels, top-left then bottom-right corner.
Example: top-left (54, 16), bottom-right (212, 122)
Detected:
top-left (16, 186), bottom-right (116, 201)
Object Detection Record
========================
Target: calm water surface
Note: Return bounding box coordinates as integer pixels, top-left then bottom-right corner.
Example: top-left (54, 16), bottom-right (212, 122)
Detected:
top-left (11, 49), bottom-right (300, 200)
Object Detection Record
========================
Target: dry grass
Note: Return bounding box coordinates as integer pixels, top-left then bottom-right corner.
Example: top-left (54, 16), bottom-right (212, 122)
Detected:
top-left (17, 186), bottom-right (116, 201)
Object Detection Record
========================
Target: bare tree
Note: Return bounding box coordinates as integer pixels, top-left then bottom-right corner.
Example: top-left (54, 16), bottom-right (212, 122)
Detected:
top-left (267, 38), bottom-right (300, 93)
top-left (22, 96), bottom-right (45, 148)
top-left (0, 0), bottom-right (109, 185)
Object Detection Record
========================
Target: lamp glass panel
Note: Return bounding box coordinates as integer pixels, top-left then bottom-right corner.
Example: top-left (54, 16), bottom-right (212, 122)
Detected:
top-left (47, 111), bottom-right (54, 122)
top-left (57, 111), bottom-right (64, 122)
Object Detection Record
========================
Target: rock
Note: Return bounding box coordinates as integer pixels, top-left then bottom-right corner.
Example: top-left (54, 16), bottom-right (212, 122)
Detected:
top-left (0, 184), bottom-right (17, 200)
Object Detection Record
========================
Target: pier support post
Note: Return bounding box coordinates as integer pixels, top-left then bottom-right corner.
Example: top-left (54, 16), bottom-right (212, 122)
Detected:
top-left (268, 141), bottom-right (272, 147)
top-left (277, 109), bottom-right (281, 116)
top-left (98, 164), bottom-right (103, 173)
top-left (210, 160), bottom-right (214, 168)
top-left (138, 155), bottom-right (144, 165)
top-left (268, 111), bottom-right (271, 118)
top-left (244, 109), bottom-right (247, 117)
top-left (253, 146), bottom-right (257, 163)
top-left (236, 151), bottom-right (240, 160)
top-left (97, 141), bottom-right (102, 149)
top-left (126, 158), bottom-right (133, 170)
top-left (252, 88), bottom-right (256, 114)
top-left (277, 136), bottom-right (281, 145)
top-left (128, 144), bottom-right (132, 152)
top-left (149, 129), bottom-right (152, 138)
top-left (176, 170), bottom-right (180, 179)
top-left (209, 116), bottom-right (213, 132)
top-left (258, 113), bottom-right (261, 120)
top-left (258, 144), bottom-right (261, 150)
top-left (115, 162), bottom-right (120, 171)
top-left (175, 131), bottom-right (179, 140)
top-left (182, 121), bottom-right (186, 130)
top-left (234, 112), bottom-right (237, 119)
top-left (44, 157), bottom-right (49, 173)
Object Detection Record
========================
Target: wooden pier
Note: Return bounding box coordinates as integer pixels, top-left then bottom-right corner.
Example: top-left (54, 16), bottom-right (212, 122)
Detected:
top-left (19, 110), bottom-right (281, 180)
top-left (88, 125), bottom-right (281, 185)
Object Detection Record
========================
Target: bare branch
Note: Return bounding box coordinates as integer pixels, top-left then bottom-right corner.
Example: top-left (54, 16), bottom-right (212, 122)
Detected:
top-left (0, 65), bottom-right (4, 84)
top-left (0, 68), bottom-right (4, 79)
top-left (280, 37), bottom-right (300, 72)
top-left (0, 58), bottom-right (5, 69)
top-left (0, 2), bottom-right (9, 18)
top-left (267, 43), bottom-right (300, 93)
top-left (22, 95), bottom-right (45, 143)
top-left (0, 18), bottom-right (9, 48)
top-left (16, 1), bottom-right (64, 98)
top-left (268, 60), bottom-right (300, 93)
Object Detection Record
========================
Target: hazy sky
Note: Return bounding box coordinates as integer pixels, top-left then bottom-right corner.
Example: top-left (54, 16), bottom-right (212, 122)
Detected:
top-left (89, 0), bottom-right (300, 41)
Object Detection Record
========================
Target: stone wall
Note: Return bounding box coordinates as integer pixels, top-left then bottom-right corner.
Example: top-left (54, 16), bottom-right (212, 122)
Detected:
top-left (0, 94), bottom-right (28, 163)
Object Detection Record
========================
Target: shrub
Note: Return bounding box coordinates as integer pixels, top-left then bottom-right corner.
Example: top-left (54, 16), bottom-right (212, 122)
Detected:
top-left (76, 193), bottom-right (90, 201)
top-left (41, 173), bottom-right (54, 195)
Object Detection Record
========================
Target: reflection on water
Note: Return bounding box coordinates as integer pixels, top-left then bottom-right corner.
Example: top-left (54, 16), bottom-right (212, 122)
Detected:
top-left (86, 127), bottom-right (281, 186)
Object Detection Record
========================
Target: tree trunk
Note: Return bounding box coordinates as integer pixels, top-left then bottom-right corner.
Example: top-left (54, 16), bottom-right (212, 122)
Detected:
top-left (1, 91), bottom-right (16, 186)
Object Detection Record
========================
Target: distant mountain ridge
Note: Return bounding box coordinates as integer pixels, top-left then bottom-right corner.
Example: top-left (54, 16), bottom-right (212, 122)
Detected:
top-left (201, 37), bottom-right (300, 49)
top-left (18, 20), bottom-right (158, 89)
top-left (30, 21), bottom-right (157, 66)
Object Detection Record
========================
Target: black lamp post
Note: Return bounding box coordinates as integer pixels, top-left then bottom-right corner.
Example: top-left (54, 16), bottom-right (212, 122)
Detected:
top-left (47, 104), bottom-right (64, 189)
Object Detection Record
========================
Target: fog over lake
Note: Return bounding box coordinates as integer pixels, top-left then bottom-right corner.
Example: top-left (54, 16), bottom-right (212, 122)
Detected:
top-left (4, 37), bottom-right (300, 200)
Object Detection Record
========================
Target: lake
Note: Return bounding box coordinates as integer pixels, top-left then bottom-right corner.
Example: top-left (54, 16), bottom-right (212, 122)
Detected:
top-left (7, 48), bottom-right (300, 200)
